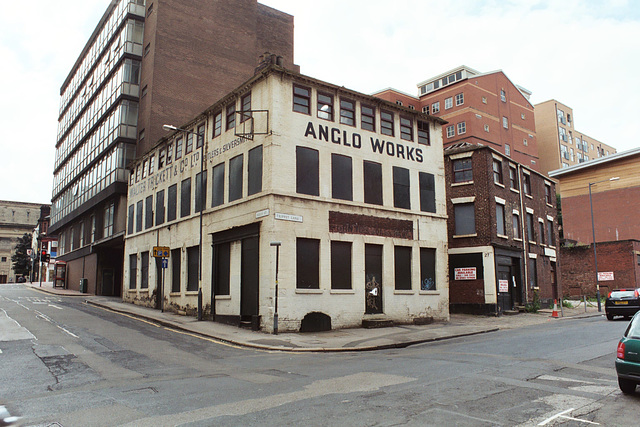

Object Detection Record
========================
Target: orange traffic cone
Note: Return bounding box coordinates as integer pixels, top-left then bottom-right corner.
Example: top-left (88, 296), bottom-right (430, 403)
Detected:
top-left (552, 299), bottom-right (559, 318)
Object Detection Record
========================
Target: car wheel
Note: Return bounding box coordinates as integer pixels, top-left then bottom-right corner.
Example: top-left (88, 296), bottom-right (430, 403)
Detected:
top-left (607, 313), bottom-right (614, 321)
top-left (619, 378), bottom-right (637, 394)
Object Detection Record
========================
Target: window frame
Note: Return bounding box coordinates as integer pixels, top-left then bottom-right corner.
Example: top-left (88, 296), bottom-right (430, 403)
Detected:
top-left (452, 158), bottom-right (473, 183)
top-left (339, 98), bottom-right (355, 126)
top-left (317, 92), bottom-right (334, 121)
top-left (293, 85), bottom-right (311, 115)
top-left (380, 110), bottom-right (394, 136)
top-left (361, 105), bottom-right (375, 131)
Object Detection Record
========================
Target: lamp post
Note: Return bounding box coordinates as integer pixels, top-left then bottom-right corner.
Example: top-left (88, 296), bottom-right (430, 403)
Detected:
top-left (270, 241), bottom-right (281, 334)
top-left (163, 124), bottom-right (205, 321)
top-left (589, 176), bottom-right (619, 312)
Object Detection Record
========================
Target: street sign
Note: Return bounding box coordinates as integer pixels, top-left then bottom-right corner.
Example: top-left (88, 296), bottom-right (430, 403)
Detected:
top-left (162, 258), bottom-right (168, 268)
top-left (597, 272), bottom-right (614, 281)
top-left (153, 246), bottom-right (170, 258)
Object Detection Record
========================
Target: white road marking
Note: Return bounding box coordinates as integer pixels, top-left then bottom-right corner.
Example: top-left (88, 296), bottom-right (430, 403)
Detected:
top-left (56, 325), bottom-right (79, 338)
top-left (538, 407), bottom-right (600, 426)
top-left (48, 304), bottom-right (63, 310)
top-left (0, 308), bottom-right (36, 341)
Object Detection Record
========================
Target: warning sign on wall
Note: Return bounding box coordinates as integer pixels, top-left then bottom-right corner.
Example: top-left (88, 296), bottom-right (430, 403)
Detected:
top-left (498, 280), bottom-right (509, 293)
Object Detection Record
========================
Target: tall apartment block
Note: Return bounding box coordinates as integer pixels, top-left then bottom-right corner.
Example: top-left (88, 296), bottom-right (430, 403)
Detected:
top-left (534, 100), bottom-right (616, 176)
top-left (49, 0), bottom-right (296, 296)
top-left (374, 66), bottom-right (540, 172)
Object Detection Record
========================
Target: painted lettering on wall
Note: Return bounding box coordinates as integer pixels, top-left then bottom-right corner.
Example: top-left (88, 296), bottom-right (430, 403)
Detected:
top-left (304, 121), bottom-right (423, 163)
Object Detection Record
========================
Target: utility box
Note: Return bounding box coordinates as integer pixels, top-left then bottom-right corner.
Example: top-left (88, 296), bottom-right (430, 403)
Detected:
top-left (79, 278), bottom-right (88, 293)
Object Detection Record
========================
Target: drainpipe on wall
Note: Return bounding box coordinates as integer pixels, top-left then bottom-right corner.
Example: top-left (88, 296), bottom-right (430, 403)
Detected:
top-left (517, 163), bottom-right (529, 304)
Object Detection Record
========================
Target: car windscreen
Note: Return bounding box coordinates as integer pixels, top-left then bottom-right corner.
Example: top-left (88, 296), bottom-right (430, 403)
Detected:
top-left (611, 291), bottom-right (636, 298)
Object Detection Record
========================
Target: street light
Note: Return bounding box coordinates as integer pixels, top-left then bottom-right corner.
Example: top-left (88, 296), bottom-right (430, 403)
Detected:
top-left (589, 176), bottom-right (619, 312)
top-left (270, 241), bottom-right (281, 334)
top-left (163, 123), bottom-right (205, 321)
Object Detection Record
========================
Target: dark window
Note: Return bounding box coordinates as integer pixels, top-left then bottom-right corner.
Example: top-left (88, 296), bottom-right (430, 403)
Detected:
top-left (513, 214), bottom-right (521, 239)
top-left (167, 184), bottom-right (177, 221)
top-left (136, 200), bottom-right (143, 232)
top-left (419, 172), bottom-right (436, 213)
top-left (331, 241), bottom-right (352, 290)
top-left (145, 195), bottom-right (153, 229)
top-left (340, 99), bottom-right (355, 126)
top-left (155, 190), bottom-right (165, 225)
top-left (417, 120), bottom-right (430, 145)
top-left (293, 85), bottom-right (311, 114)
top-left (317, 93), bottom-right (333, 121)
top-left (547, 220), bottom-right (555, 246)
top-left (229, 154), bottom-right (243, 202)
top-left (453, 158), bottom-right (472, 182)
top-left (381, 110), bottom-right (394, 136)
top-left (496, 203), bottom-right (506, 235)
top-left (528, 258), bottom-right (537, 289)
top-left (400, 117), bottom-right (413, 141)
top-left (213, 111), bottom-right (222, 137)
top-left (211, 163), bottom-right (225, 207)
top-left (364, 161), bottom-right (383, 205)
top-left (545, 184), bottom-right (552, 205)
top-left (454, 203), bottom-right (475, 235)
top-left (166, 143), bottom-right (173, 164)
top-left (129, 254), bottom-right (137, 289)
top-left (493, 159), bottom-right (503, 184)
top-left (175, 137), bottom-right (183, 160)
top-left (186, 133), bottom-right (193, 154)
top-left (214, 242), bottom-right (230, 296)
top-left (195, 171), bottom-right (207, 212)
top-left (171, 248), bottom-right (181, 292)
top-left (509, 166), bottom-right (519, 190)
top-left (420, 248), bottom-right (436, 290)
top-left (393, 166), bottom-right (410, 209)
top-left (394, 246), bottom-right (412, 290)
top-left (127, 204), bottom-right (134, 234)
top-left (240, 92), bottom-right (251, 123)
top-left (331, 154), bottom-right (353, 201)
top-left (197, 124), bottom-right (205, 148)
top-left (248, 145), bottom-right (263, 196)
top-left (226, 103), bottom-right (236, 130)
top-left (539, 221), bottom-right (545, 245)
top-left (523, 174), bottom-right (531, 195)
top-left (297, 238), bottom-right (319, 289)
top-left (296, 146), bottom-right (319, 196)
top-left (187, 245), bottom-right (199, 292)
top-left (140, 251), bottom-right (149, 289)
top-left (180, 178), bottom-right (191, 217)
top-left (526, 213), bottom-right (535, 242)
top-left (361, 105), bottom-right (375, 131)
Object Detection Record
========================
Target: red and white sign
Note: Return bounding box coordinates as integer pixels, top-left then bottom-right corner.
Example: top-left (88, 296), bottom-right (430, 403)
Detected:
top-left (498, 280), bottom-right (509, 293)
top-left (454, 267), bottom-right (477, 280)
top-left (597, 272), bottom-right (614, 281)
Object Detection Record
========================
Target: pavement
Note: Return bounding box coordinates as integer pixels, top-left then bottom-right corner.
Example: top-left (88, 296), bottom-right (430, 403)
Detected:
top-left (21, 281), bottom-right (604, 352)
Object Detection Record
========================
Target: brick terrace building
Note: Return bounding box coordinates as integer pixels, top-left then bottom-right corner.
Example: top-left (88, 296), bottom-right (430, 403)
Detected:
top-left (49, 0), bottom-right (296, 295)
top-left (374, 66), bottom-right (540, 172)
top-left (535, 100), bottom-right (616, 176)
top-left (445, 144), bottom-right (560, 314)
top-left (123, 64), bottom-right (449, 332)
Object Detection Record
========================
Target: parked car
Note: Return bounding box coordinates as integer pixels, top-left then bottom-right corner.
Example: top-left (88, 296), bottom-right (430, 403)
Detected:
top-left (605, 288), bottom-right (640, 321)
top-left (16, 276), bottom-right (26, 283)
top-left (616, 311), bottom-right (640, 394)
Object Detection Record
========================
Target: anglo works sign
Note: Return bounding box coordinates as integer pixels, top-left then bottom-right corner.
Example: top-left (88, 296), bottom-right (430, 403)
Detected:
top-left (454, 267), bottom-right (476, 280)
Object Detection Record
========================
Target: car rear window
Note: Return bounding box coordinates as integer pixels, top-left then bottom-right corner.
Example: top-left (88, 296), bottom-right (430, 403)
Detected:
top-left (626, 315), bottom-right (640, 338)
top-left (611, 291), bottom-right (636, 298)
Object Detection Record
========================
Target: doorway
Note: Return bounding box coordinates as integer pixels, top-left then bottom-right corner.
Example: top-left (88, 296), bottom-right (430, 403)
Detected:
top-left (365, 244), bottom-right (383, 314)
top-left (240, 236), bottom-right (259, 321)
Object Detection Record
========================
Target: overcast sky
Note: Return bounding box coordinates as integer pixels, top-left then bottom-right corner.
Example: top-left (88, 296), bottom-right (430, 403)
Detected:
top-left (1, 0), bottom-right (638, 204)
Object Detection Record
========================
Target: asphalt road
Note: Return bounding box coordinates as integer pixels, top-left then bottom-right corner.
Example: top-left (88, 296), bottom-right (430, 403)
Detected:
top-left (1, 284), bottom-right (637, 427)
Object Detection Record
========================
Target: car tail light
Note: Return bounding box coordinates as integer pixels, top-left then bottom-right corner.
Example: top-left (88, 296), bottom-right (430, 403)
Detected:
top-left (608, 291), bottom-right (612, 298)
top-left (618, 341), bottom-right (626, 359)
top-left (635, 290), bottom-right (639, 298)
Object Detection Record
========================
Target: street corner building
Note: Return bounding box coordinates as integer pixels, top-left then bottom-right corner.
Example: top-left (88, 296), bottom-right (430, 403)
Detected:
top-left (444, 144), bottom-right (561, 315)
top-left (123, 65), bottom-right (450, 332)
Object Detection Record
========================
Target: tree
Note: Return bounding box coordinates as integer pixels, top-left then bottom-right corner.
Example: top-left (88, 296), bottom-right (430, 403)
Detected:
top-left (12, 233), bottom-right (32, 277)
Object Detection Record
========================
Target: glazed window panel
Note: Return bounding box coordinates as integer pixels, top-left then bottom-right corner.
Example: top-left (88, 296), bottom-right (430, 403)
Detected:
top-left (340, 98), bottom-right (355, 126)
top-left (523, 174), bottom-right (531, 195)
top-left (127, 204), bottom-right (134, 234)
top-left (211, 162), bottom-right (225, 207)
top-left (331, 241), bottom-right (352, 290)
top-left (361, 105), bottom-right (375, 131)
top-left (317, 93), bottom-right (333, 121)
top-left (213, 111), bottom-right (222, 137)
top-left (186, 133), bottom-right (193, 154)
top-left (509, 166), bottom-right (518, 190)
top-left (419, 172), bottom-right (436, 213)
top-left (167, 183), bottom-right (177, 221)
top-left (240, 92), bottom-right (251, 123)
top-left (417, 120), bottom-right (430, 145)
top-left (512, 214), bottom-right (521, 239)
top-left (380, 110), bottom-right (394, 136)
top-left (197, 124), bottom-right (205, 148)
top-left (175, 137), bottom-right (183, 160)
top-left (296, 146), bottom-right (319, 196)
top-left (248, 145), bottom-right (263, 196)
top-left (331, 153), bottom-right (353, 201)
top-left (229, 154), bottom-right (244, 202)
top-left (493, 159), bottom-right (503, 184)
top-left (526, 213), bottom-right (535, 242)
top-left (496, 203), bottom-right (506, 236)
top-left (297, 238), bottom-right (319, 289)
top-left (393, 166), bottom-right (410, 209)
top-left (400, 117), bottom-right (413, 141)
top-left (453, 158), bottom-right (472, 183)
top-left (226, 103), bottom-right (236, 130)
top-left (363, 160), bottom-right (383, 205)
top-left (180, 177), bottom-right (191, 218)
top-left (293, 85), bottom-right (311, 114)
top-left (394, 246), bottom-right (412, 290)
top-left (195, 171), bottom-right (207, 213)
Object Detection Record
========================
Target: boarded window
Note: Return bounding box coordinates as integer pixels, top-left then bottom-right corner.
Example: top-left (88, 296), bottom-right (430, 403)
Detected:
top-left (136, 200), bottom-right (143, 232)
top-left (331, 241), bottom-right (352, 289)
top-left (180, 178), bottom-right (191, 218)
top-left (454, 203), bottom-right (475, 235)
top-left (145, 195), bottom-right (153, 229)
top-left (171, 248), bottom-right (180, 293)
top-left (140, 251), bottom-right (149, 289)
top-left (195, 171), bottom-right (207, 212)
top-left (211, 163), bottom-right (224, 207)
top-left (393, 166), bottom-right (410, 209)
top-left (248, 145), bottom-right (263, 196)
top-left (364, 160), bottom-right (383, 205)
top-left (229, 154), bottom-right (243, 202)
top-left (419, 172), bottom-right (436, 213)
top-left (155, 189), bottom-right (165, 225)
top-left (187, 245), bottom-right (199, 291)
top-left (296, 238), bottom-right (319, 289)
top-left (394, 246), bottom-right (412, 290)
top-left (296, 146), bottom-right (319, 196)
top-left (167, 184), bottom-right (177, 221)
top-left (214, 242), bottom-right (230, 296)
top-left (127, 204), bottom-right (134, 234)
top-left (420, 248), bottom-right (436, 290)
top-left (331, 154), bottom-right (352, 201)
top-left (129, 254), bottom-right (137, 289)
